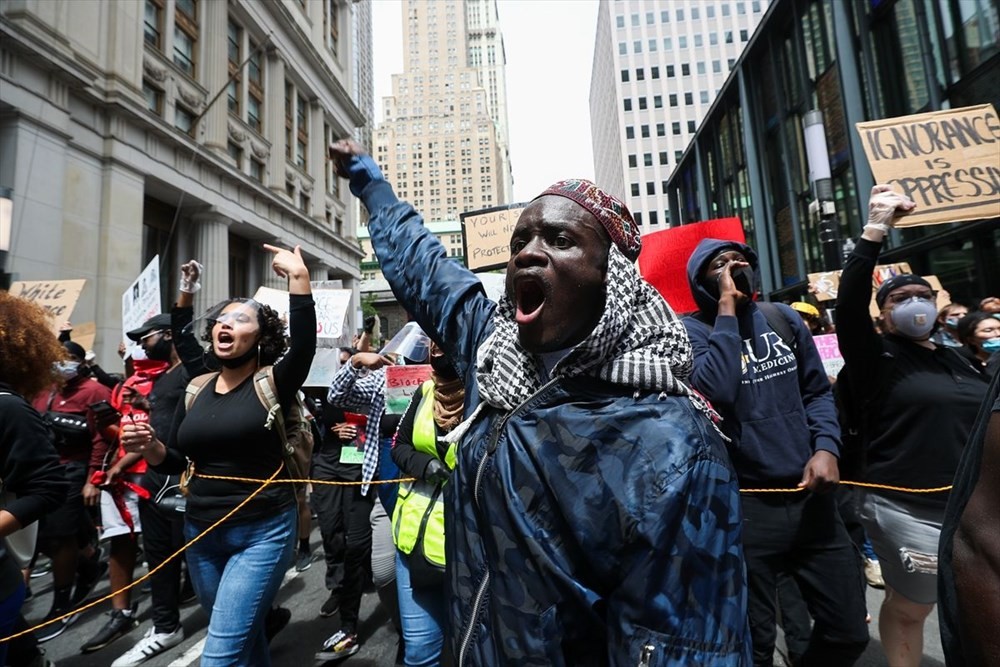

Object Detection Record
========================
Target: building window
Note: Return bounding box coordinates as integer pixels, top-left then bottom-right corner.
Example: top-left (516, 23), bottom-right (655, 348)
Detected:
top-left (722, 4), bottom-right (731, 16)
top-left (649, 39), bottom-right (657, 52)
top-left (726, 31), bottom-right (734, 44)
top-left (656, 123), bottom-right (665, 136)
top-left (707, 6), bottom-right (716, 18)
top-left (326, 0), bottom-right (340, 57)
top-left (679, 35), bottom-right (688, 48)
top-left (701, 91), bottom-right (710, 104)
top-left (616, 15), bottom-right (624, 28)
top-left (623, 99), bottom-right (632, 111)
top-left (636, 68), bottom-right (645, 81)
top-left (641, 125), bottom-right (650, 138)
top-left (661, 180), bottom-right (669, 193)
top-left (710, 32), bottom-right (718, 46)
top-left (685, 92), bottom-right (694, 105)
top-left (646, 182), bottom-right (655, 195)
top-left (144, 0), bottom-right (163, 49)
top-left (628, 154), bottom-right (637, 168)
top-left (247, 41), bottom-right (263, 132)
top-left (694, 34), bottom-right (703, 47)
top-left (651, 66), bottom-right (659, 79)
top-left (649, 211), bottom-right (658, 226)
top-left (654, 95), bottom-right (663, 108)
top-left (666, 65), bottom-right (675, 77)
top-left (324, 122), bottom-right (341, 198)
top-left (697, 62), bottom-right (706, 75)
top-left (659, 151), bottom-right (668, 164)
top-left (175, 105), bottom-right (195, 134)
top-left (633, 40), bottom-right (642, 53)
top-left (299, 191), bottom-right (310, 213)
top-left (285, 84), bottom-right (294, 162)
top-left (687, 120), bottom-right (696, 133)
top-left (626, 126), bottom-right (635, 139)
top-left (631, 13), bottom-right (639, 26)
top-left (737, 2), bottom-right (746, 15)
top-left (227, 20), bottom-right (241, 116)
top-left (664, 37), bottom-right (672, 50)
top-left (713, 60), bottom-right (722, 73)
top-left (645, 11), bottom-right (654, 25)
top-left (669, 94), bottom-right (678, 107)
top-left (634, 212), bottom-right (642, 225)
top-left (643, 153), bottom-right (652, 167)
top-left (631, 183), bottom-right (640, 196)
top-left (621, 69), bottom-right (629, 82)
top-left (250, 157), bottom-right (264, 183)
top-left (661, 10), bottom-right (669, 22)
top-left (618, 42), bottom-right (627, 55)
top-left (173, 0), bottom-right (198, 78)
top-left (740, 29), bottom-right (749, 42)
top-left (672, 122), bottom-right (681, 135)
top-left (227, 140), bottom-right (243, 168)
top-left (682, 63), bottom-right (691, 76)
top-left (638, 97), bottom-right (647, 110)
top-left (676, 8), bottom-right (684, 21)
top-left (143, 80), bottom-right (163, 114)
top-left (692, 7), bottom-right (700, 19)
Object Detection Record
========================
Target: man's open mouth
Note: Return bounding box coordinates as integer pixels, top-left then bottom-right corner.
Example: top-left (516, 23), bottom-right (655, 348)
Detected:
top-left (515, 278), bottom-right (545, 325)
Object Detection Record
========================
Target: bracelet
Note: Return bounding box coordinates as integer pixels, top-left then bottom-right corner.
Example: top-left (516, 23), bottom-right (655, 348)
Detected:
top-left (864, 222), bottom-right (892, 234)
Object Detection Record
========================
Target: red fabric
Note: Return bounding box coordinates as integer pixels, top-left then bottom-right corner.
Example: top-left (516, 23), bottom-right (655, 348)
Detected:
top-left (90, 469), bottom-right (151, 536)
top-left (637, 218), bottom-right (746, 315)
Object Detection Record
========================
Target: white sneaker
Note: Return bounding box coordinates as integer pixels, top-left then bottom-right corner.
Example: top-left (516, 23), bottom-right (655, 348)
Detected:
top-left (111, 626), bottom-right (184, 666)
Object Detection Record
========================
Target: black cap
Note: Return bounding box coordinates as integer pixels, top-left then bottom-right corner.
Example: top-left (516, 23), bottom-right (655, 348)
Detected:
top-left (63, 341), bottom-right (86, 360)
top-left (875, 274), bottom-right (932, 309)
top-left (126, 313), bottom-right (173, 342)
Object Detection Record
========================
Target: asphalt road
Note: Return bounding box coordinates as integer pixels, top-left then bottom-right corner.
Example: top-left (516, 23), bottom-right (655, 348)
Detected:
top-left (18, 529), bottom-right (945, 666)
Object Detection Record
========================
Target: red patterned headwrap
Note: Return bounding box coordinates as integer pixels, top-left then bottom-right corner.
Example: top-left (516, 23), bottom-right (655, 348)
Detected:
top-left (535, 179), bottom-right (642, 262)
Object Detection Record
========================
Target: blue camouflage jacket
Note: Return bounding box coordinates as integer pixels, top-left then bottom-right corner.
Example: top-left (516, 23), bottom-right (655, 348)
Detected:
top-left (347, 155), bottom-right (750, 666)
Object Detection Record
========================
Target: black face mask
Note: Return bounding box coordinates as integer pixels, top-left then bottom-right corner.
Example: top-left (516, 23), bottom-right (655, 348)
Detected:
top-left (218, 345), bottom-right (259, 369)
top-left (430, 354), bottom-right (458, 380)
top-left (146, 336), bottom-right (173, 362)
top-left (704, 265), bottom-right (755, 299)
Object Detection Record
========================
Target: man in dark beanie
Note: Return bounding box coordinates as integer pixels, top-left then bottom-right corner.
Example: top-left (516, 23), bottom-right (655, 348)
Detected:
top-left (30, 341), bottom-right (112, 642)
top-left (330, 140), bottom-right (750, 664)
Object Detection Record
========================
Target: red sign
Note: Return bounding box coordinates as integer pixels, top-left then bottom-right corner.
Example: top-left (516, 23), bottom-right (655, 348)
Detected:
top-left (637, 218), bottom-right (745, 315)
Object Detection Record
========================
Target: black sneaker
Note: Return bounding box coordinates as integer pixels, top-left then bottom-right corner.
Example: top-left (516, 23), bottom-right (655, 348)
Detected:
top-left (294, 549), bottom-right (312, 572)
top-left (264, 606), bottom-right (291, 643)
top-left (73, 552), bottom-right (109, 606)
top-left (319, 591), bottom-right (340, 618)
top-left (35, 607), bottom-right (79, 643)
top-left (80, 606), bottom-right (139, 653)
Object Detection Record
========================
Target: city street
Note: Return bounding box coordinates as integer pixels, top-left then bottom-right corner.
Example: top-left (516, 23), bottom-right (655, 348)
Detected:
top-left (20, 524), bottom-right (944, 667)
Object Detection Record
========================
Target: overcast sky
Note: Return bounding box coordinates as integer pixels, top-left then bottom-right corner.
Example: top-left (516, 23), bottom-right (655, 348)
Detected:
top-left (371, 0), bottom-right (600, 203)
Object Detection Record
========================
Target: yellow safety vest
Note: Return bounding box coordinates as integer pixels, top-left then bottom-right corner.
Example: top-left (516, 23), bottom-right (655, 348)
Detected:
top-left (391, 381), bottom-right (457, 567)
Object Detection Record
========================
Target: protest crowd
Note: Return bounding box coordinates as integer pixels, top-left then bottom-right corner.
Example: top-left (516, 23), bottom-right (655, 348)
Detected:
top-left (1, 140), bottom-right (998, 667)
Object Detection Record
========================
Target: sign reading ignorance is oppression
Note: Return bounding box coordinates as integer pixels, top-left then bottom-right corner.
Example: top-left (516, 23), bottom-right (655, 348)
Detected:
top-left (460, 203), bottom-right (526, 272)
top-left (856, 104), bottom-right (1000, 227)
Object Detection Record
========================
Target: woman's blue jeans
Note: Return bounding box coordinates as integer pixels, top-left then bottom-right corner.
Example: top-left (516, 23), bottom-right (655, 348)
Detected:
top-left (184, 506), bottom-right (297, 667)
top-left (396, 550), bottom-right (445, 667)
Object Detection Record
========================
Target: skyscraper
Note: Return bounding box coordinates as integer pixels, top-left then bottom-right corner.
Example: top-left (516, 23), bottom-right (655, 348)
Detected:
top-left (590, 0), bottom-right (768, 232)
top-left (373, 0), bottom-right (512, 224)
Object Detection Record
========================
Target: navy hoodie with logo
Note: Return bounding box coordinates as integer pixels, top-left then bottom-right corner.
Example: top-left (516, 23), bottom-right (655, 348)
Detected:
top-left (683, 239), bottom-right (841, 487)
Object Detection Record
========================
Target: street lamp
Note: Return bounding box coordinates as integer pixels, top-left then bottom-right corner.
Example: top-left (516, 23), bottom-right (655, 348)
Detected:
top-left (802, 111), bottom-right (841, 271)
top-left (0, 187), bottom-right (12, 291)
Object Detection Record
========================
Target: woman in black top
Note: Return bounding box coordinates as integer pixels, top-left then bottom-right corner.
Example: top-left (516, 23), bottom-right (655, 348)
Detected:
top-left (123, 244), bottom-right (315, 667)
top-left (956, 311), bottom-right (1000, 378)
top-left (837, 186), bottom-right (989, 667)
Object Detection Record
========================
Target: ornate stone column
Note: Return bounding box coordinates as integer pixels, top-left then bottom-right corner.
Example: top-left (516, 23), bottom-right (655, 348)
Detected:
top-left (198, 0), bottom-right (229, 152)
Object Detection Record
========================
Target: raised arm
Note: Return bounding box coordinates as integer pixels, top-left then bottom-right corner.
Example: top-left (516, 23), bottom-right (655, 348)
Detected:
top-left (264, 244), bottom-right (316, 407)
top-left (837, 186), bottom-right (915, 392)
top-left (174, 260), bottom-right (208, 377)
top-left (330, 140), bottom-right (495, 378)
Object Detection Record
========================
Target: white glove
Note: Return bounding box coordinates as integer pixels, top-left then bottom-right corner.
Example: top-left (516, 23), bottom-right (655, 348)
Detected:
top-left (179, 260), bottom-right (204, 294)
top-left (865, 185), bottom-right (915, 232)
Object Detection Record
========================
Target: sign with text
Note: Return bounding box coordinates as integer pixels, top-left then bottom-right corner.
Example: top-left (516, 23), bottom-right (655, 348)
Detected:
top-left (384, 365), bottom-right (432, 415)
top-left (10, 279), bottom-right (86, 333)
top-left (302, 348), bottom-right (344, 388)
top-left (856, 104), bottom-right (1000, 227)
top-left (253, 283), bottom-right (352, 340)
top-left (73, 322), bottom-right (97, 354)
top-left (122, 257), bottom-right (161, 360)
top-left (461, 203), bottom-right (526, 272)
top-left (812, 333), bottom-right (844, 379)
top-left (808, 262), bottom-right (912, 303)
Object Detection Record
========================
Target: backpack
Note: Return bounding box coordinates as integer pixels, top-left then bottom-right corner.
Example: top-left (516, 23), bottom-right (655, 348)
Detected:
top-left (184, 368), bottom-right (314, 493)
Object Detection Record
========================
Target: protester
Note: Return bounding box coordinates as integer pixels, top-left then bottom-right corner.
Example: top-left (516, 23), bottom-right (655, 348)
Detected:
top-left (390, 341), bottom-right (463, 667)
top-left (123, 244), bottom-right (315, 666)
top-left (111, 261), bottom-right (207, 667)
top-left (0, 293), bottom-right (70, 666)
top-left (331, 139), bottom-right (750, 664)
top-left (980, 296), bottom-right (1000, 315)
top-left (314, 339), bottom-right (416, 661)
top-left (683, 239), bottom-right (869, 666)
top-left (790, 301), bottom-right (829, 335)
top-left (836, 185), bottom-right (990, 667)
top-left (938, 369), bottom-right (1000, 666)
top-left (930, 303), bottom-right (968, 348)
top-left (956, 311), bottom-right (1000, 378)
top-left (30, 339), bottom-right (111, 643)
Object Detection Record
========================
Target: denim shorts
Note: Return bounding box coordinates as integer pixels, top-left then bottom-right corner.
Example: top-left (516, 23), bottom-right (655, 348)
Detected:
top-left (861, 492), bottom-right (943, 604)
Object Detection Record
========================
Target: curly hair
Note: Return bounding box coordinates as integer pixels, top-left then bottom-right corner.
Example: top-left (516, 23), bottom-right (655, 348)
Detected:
top-left (0, 292), bottom-right (68, 398)
top-left (201, 299), bottom-right (288, 367)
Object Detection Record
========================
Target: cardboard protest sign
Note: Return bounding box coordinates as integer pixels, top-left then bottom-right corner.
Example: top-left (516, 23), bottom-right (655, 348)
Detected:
top-left (924, 275), bottom-right (950, 311)
top-left (856, 104), bottom-right (1000, 227)
top-left (637, 217), bottom-right (745, 315)
top-left (384, 365), bottom-right (432, 414)
top-left (121, 257), bottom-right (161, 360)
top-left (812, 333), bottom-right (844, 379)
top-left (302, 348), bottom-right (345, 388)
top-left (809, 262), bottom-right (911, 304)
top-left (11, 279), bottom-right (86, 333)
top-left (461, 203), bottom-right (526, 272)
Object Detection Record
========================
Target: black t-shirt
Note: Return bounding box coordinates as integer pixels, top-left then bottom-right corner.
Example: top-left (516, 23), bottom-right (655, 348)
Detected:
top-left (312, 402), bottom-right (361, 482)
top-left (155, 294), bottom-right (316, 524)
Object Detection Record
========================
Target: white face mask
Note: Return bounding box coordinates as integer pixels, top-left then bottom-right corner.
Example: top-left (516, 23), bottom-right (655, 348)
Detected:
top-left (54, 360), bottom-right (81, 379)
top-left (889, 297), bottom-right (938, 340)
